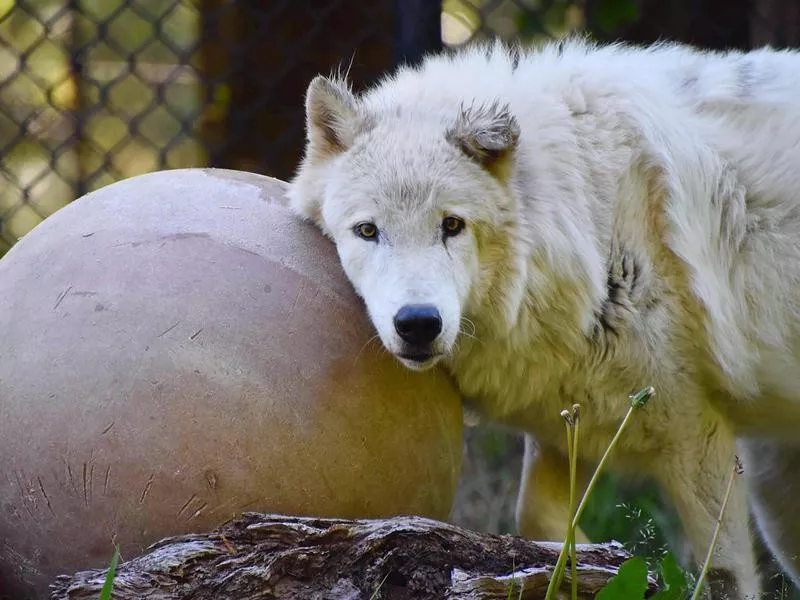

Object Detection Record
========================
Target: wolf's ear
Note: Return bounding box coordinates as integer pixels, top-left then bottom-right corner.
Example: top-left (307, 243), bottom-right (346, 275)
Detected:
top-left (289, 76), bottom-right (360, 227)
top-left (304, 75), bottom-right (360, 164)
top-left (446, 102), bottom-right (520, 179)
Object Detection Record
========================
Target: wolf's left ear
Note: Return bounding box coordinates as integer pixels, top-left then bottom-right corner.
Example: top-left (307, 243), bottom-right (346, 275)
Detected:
top-left (304, 75), bottom-right (361, 164)
top-left (446, 102), bottom-right (520, 180)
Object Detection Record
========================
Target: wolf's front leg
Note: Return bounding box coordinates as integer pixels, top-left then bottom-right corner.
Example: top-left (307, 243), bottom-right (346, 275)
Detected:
top-left (655, 417), bottom-right (759, 599)
top-left (515, 435), bottom-right (590, 542)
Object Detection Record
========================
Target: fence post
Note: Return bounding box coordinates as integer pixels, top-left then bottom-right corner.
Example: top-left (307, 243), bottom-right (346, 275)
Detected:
top-left (198, 1), bottom-right (397, 180)
top-left (394, 0), bottom-right (443, 67)
top-left (589, 0), bottom-right (752, 49)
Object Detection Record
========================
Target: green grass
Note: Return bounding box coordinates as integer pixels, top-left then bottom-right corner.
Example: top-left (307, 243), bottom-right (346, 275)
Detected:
top-left (99, 546), bottom-right (120, 600)
top-left (545, 387), bottom-right (655, 600)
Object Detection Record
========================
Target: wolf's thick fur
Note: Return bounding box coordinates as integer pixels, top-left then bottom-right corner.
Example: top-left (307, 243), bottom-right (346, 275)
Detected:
top-left (288, 39), bottom-right (800, 598)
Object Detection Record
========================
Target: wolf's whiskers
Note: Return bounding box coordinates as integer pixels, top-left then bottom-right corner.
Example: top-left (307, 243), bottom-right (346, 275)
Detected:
top-left (458, 317), bottom-right (482, 344)
top-left (353, 333), bottom-right (385, 365)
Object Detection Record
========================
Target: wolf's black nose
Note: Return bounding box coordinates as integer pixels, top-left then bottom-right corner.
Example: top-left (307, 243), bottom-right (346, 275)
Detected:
top-left (394, 304), bottom-right (442, 346)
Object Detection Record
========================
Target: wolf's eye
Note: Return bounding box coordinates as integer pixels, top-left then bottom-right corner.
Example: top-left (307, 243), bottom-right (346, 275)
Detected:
top-left (442, 216), bottom-right (465, 238)
top-left (354, 222), bottom-right (379, 241)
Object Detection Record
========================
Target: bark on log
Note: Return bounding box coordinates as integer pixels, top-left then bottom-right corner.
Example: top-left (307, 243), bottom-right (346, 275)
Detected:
top-left (50, 513), bottom-right (654, 599)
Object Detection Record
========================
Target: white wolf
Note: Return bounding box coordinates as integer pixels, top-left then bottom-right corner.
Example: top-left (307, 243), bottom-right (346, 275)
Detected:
top-left (287, 38), bottom-right (800, 598)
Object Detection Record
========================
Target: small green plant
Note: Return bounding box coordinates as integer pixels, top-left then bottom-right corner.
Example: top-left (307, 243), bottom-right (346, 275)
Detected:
top-left (593, 551), bottom-right (689, 600)
top-left (563, 404), bottom-right (580, 600)
top-left (537, 381), bottom-right (746, 599)
top-left (505, 557), bottom-right (526, 599)
top-left (596, 555), bottom-right (649, 599)
top-left (688, 456), bottom-right (743, 600)
top-left (544, 386), bottom-right (655, 600)
top-left (368, 571), bottom-right (392, 600)
top-left (652, 551), bottom-right (689, 599)
top-left (99, 545), bottom-right (120, 600)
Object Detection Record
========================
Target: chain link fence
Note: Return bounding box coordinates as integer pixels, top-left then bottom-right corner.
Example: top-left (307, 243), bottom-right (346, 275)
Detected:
top-left (1, 0), bottom-right (796, 254)
top-left (1, 0), bottom-right (200, 252)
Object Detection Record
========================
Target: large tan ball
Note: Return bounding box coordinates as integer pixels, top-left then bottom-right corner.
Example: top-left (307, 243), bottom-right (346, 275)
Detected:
top-left (0, 169), bottom-right (463, 599)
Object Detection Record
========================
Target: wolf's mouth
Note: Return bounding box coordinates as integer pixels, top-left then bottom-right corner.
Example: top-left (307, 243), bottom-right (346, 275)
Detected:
top-left (397, 351), bottom-right (443, 371)
top-left (399, 351), bottom-right (434, 361)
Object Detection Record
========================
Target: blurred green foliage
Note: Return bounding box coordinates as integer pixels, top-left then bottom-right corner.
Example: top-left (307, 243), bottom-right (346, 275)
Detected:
top-left (591, 0), bottom-right (641, 34)
top-left (454, 423), bottom-right (800, 599)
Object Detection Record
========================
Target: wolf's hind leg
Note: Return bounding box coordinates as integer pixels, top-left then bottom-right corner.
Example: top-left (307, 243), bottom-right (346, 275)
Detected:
top-left (515, 435), bottom-right (590, 543)
top-left (656, 417), bottom-right (759, 599)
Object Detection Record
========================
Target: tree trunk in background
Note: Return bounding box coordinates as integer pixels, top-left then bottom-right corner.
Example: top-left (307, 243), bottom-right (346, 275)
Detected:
top-left (750, 0), bottom-right (800, 47)
top-left (199, 1), bottom-right (396, 180)
top-left (394, 0), bottom-right (443, 66)
top-left (590, 0), bottom-right (752, 50)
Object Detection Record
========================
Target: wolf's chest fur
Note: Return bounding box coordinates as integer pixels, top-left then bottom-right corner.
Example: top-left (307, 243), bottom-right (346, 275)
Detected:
top-left (445, 257), bottom-right (698, 466)
top-left (444, 198), bottom-right (724, 467)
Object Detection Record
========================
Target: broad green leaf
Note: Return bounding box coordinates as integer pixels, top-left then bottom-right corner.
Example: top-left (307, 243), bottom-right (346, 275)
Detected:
top-left (596, 556), bottom-right (649, 600)
top-left (652, 552), bottom-right (688, 599)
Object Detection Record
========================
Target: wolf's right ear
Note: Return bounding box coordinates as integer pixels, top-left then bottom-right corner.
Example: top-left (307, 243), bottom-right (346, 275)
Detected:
top-left (446, 102), bottom-right (520, 180)
top-left (304, 75), bottom-right (360, 164)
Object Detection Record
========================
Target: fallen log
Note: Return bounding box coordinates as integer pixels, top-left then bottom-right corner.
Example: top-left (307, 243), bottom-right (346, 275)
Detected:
top-left (50, 512), bottom-right (655, 599)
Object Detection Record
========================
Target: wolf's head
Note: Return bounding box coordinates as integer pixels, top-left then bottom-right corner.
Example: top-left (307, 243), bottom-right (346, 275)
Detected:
top-left (287, 75), bottom-right (525, 371)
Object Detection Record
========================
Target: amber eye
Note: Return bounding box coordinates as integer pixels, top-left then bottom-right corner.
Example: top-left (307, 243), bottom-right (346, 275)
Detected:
top-left (442, 216), bottom-right (465, 238)
top-left (354, 222), bottom-right (379, 241)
